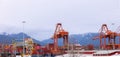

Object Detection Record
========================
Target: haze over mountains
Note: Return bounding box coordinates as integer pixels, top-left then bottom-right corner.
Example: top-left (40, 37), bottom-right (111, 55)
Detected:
top-left (0, 32), bottom-right (43, 45)
top-left (41, 33), bottom-right (120, 48)
top-left (41, 33), bottom-right (99, 46)
top-left (0, 32), bottom-right (120, 48)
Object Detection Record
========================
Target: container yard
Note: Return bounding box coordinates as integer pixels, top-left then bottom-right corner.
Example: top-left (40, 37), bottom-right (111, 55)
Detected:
top-left (0, 23), bottom-right (120, 57)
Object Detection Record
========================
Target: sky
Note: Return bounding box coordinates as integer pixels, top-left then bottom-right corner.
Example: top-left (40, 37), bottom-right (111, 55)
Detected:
top-left (0, 0), bottom-right (120, 41)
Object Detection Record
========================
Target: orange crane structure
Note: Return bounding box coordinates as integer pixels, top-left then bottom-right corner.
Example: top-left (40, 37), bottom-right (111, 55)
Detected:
top-left (52, 23), bottom-right (69, 54)
top-left (93, 24), bottom-right (120, 49)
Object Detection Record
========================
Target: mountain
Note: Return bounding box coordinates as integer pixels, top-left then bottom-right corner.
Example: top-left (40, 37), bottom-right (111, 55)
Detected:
top-left (41, 33), bottom-right (99, 47)
top-left (69, 33), bottom-right (99, 47)
top-left (0, 32), bottom-right (43, 45)
top-left (41, 32), bottom-right (120, 49)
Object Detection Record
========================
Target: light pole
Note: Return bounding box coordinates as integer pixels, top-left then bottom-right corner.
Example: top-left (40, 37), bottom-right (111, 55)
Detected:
top-left (111, 23), bottom-right (115, 49)
top-left (22, 21), bottom-right (26, 57)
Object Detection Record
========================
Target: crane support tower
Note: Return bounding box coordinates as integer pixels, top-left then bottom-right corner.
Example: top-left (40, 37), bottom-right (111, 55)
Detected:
top-left (93, 24), bottom-right (120, 49)
top-left (52, 23), bottom-right (69, 53)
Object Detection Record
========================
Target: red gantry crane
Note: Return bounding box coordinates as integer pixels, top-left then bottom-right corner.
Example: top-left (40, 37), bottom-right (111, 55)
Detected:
top-left (93, 24), bottom-right (118, 49)
top-left (52, 23), bottom-right (69, 53)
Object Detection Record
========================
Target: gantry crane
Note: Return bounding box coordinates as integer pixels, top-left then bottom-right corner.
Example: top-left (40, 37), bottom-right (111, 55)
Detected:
top-left (93, 24), bottom-right (118, 49)
top-left (52, 23), bottom-right (68, 53)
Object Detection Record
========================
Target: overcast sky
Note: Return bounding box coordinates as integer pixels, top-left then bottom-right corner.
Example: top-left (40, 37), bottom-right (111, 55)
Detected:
top-left (0, 0), bottom-right (120, 41)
